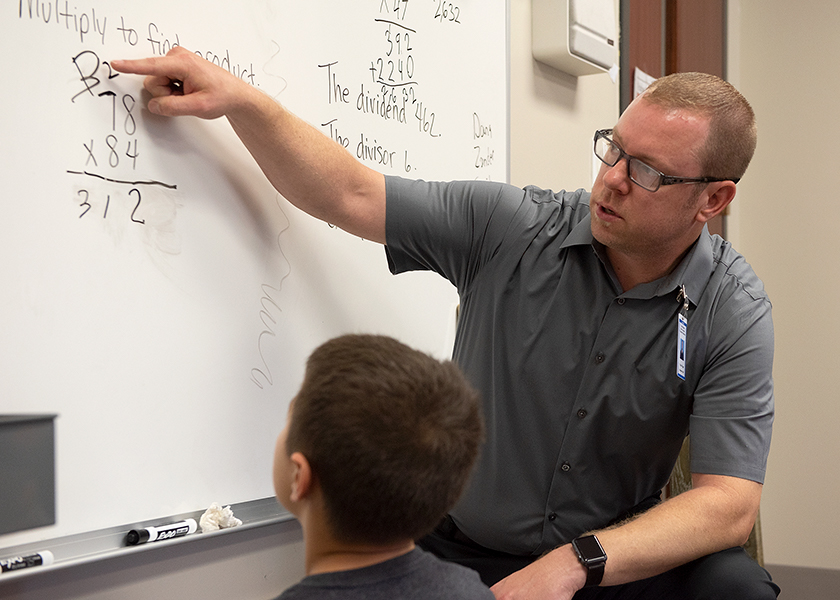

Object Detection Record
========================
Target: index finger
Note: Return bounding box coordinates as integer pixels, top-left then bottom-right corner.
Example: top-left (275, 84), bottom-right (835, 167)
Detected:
top-left (109, 46), bottom-right (243, 119)
top-left (110, 58), bottom-right (181, 105)
top-left (111, 55), bottom-right (185, 79)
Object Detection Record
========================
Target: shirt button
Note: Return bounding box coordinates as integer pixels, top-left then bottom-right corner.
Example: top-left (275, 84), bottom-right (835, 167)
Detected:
top-left (561, 462), bottom-right (571, 472)
top-left (548, 513), bottom-right (557, 521)
top-left (617, 298), bottom-right (626, 305)
top-left (594, 353), bottom-right (605, 364)
top-left (577, 409), bottom-right (588, 419)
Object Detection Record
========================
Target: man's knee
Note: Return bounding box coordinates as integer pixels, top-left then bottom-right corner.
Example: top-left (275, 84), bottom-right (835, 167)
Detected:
top-left (679, 547), bottom-right (780, 600)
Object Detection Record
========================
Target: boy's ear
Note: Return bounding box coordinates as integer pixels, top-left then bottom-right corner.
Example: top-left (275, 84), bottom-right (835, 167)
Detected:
top-left (289, 451), bottom-right (313, 502)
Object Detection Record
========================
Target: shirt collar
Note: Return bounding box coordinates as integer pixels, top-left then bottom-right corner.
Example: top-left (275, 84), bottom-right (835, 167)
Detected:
top-left (655, 225), bottom-right (713, 306)
top-left (560, 215), bottom-right (714, 305)
top-left (559, 213), bottom-right (596, 249)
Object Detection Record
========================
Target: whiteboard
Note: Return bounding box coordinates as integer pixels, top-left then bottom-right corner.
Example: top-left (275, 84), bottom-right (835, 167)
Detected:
top-left (1, 0), bottom-right (508, 548)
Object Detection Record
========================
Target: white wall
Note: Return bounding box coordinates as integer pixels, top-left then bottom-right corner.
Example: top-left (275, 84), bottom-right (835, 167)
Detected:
top-left (508, 0), bottom-right (619, 191)
top-left (728, 0), bottom-right (840, 570)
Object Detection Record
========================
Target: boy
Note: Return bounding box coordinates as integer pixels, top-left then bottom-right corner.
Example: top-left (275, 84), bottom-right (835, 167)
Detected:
top-left (272, 334), bottom-right (491, 599)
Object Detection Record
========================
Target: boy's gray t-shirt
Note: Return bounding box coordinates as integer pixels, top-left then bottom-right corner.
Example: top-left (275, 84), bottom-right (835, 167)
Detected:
top-left (276, 547), bottom-right (493, 600)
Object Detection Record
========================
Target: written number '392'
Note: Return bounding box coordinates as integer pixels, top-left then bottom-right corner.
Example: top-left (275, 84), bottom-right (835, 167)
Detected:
top-left (77, 188), bottom-right (145, 224)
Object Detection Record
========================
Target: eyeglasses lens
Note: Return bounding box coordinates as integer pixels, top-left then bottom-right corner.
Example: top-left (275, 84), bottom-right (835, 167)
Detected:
top-left (595, 136), bottom-right (618, 165)
top-left (628, 160), bottom-right (660, 191)
top-left (595, 133), bottom-right (661, 192)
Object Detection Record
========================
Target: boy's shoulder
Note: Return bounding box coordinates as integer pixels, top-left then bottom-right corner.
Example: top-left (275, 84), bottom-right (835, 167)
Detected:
top-left (276, 547), bottom-right (493, 600)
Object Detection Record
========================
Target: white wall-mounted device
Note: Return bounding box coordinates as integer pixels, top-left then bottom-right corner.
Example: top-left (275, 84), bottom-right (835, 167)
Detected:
top-left (532, 0), bottom-right (617, 76)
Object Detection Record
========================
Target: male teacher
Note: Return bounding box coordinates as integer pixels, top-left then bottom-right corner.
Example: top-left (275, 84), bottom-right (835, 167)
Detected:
top-left (113, 48), bottom-right (779, 599)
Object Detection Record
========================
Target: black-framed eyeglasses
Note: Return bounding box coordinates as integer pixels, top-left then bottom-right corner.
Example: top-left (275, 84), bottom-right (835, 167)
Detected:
top-left (593, 129), bottom-right (739, 192)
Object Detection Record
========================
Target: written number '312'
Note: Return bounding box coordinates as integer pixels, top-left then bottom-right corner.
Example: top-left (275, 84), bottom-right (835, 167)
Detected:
top-left (77, 188), bottom-right (145, 224)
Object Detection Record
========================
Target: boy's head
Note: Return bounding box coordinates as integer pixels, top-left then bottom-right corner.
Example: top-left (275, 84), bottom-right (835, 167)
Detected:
top-left (273, 334), bottom-right (483, 546)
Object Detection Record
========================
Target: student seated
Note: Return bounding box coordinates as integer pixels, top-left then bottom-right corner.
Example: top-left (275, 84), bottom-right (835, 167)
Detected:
top-left (272, 334), bottom-right (492, 599)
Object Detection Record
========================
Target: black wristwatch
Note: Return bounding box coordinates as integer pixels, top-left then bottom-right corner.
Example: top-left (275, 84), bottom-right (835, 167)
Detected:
top-left (571, 535), bottom-right (607, 588)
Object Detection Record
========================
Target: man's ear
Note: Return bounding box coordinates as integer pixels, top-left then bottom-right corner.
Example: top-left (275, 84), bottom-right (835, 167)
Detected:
top-left (696, 181), bottom-right (737, 224)
top-left (289, 451), bottom-right (313, 502)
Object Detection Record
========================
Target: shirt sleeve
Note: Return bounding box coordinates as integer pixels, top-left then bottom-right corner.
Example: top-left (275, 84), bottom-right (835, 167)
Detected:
top-left (689, 263), bottom-right (775, 484)
top-left (384, 175), bottom-right (528, 291)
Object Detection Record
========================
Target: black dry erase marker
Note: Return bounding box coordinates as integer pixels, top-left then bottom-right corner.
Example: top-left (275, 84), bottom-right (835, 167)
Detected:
top-left (126, 518), bottom-right (197, 546)
top-left (168, 78), bottom-right (184, 95)
top-left (0, 551), bottom-right (54, 574)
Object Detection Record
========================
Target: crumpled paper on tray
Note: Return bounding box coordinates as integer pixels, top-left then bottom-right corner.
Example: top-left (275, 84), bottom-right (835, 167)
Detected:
top-left (199, 502), bottom-right (243, 533)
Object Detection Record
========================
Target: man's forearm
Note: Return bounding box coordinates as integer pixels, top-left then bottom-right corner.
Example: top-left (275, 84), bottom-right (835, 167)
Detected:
top-left (491, 474), bottom-right (761, 600)
top-left (596, 474), bottom-right (761, 586)
top-left (225, 87), bottom-right (386, 243)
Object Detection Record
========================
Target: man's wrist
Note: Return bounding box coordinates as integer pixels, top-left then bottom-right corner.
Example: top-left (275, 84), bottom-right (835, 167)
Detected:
top-left (550, 544), bottom-right (589, 593)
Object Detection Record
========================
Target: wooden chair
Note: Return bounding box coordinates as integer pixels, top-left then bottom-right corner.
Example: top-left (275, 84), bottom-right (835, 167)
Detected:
top-left (665, 436), bottom-right (764, 566)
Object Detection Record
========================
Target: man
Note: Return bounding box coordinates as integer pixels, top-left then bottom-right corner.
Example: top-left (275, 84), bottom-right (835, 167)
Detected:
top-left (272, 334), bottom-right (490, 599)
top-left (112, 48), bottom-right (778, 599)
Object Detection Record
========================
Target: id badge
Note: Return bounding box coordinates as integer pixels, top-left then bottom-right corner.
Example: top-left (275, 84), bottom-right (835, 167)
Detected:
top-left (676, 312), bottom-right (687, 380)
top-left (676, 284), bottom-right (689, 381)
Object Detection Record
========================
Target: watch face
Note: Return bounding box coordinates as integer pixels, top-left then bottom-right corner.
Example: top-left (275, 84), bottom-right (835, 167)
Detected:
top-left (575, 535), bottom-right (606, 561)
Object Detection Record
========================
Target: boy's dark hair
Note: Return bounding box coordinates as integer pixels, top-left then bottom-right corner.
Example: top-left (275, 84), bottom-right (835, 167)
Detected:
top-left (286, 334), bottom-right (483, 545)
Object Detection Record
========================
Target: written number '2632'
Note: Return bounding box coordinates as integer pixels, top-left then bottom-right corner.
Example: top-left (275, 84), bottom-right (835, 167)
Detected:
top-left (435, 0), bottom-right (462, 23)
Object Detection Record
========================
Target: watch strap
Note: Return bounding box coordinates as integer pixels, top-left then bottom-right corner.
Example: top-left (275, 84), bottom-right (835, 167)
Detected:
top-left (582, 558), bottom-right (605, 587)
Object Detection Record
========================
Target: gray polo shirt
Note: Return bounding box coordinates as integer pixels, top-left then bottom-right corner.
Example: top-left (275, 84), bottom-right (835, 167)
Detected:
top-left (385, 176), bottom-right (774, 556)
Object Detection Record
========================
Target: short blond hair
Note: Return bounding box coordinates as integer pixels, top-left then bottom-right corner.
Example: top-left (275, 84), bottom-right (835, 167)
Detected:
top-left (643, 72), bottom-right (757, 180)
